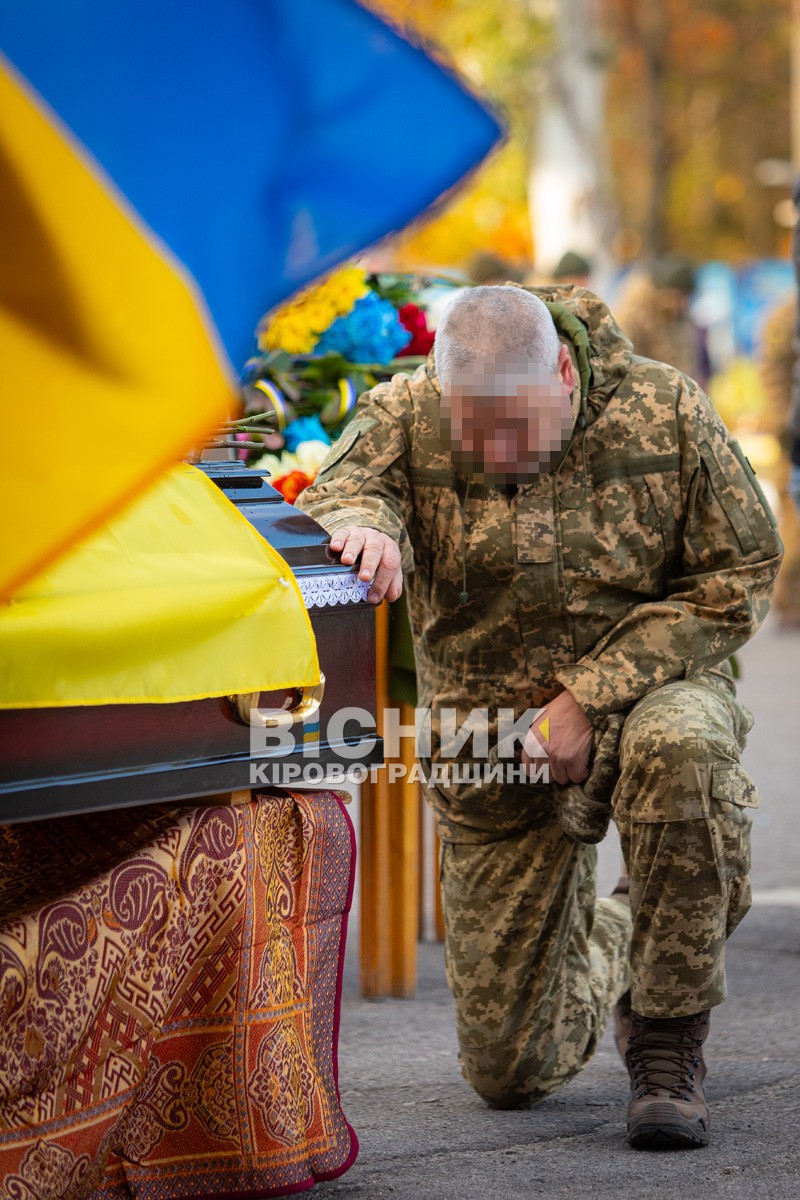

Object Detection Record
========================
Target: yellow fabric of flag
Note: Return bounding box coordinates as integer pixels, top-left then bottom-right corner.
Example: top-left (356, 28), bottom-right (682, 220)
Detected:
top-left (0, 57), bottom-right (235, 602)
top-left (0, 465), bottom-right (319, 708)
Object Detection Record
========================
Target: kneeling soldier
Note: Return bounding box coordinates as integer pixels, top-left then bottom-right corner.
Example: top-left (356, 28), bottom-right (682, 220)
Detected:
top-left (298, 283), bottom-right (782, 1148)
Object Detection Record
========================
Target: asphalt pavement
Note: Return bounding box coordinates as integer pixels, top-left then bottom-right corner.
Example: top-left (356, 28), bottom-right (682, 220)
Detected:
top-left (323, 615), bottom-right (800, 1200)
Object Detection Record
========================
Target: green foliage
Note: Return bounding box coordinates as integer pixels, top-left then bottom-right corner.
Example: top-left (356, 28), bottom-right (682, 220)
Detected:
top-left (367, 273), bottom-right (418, 309)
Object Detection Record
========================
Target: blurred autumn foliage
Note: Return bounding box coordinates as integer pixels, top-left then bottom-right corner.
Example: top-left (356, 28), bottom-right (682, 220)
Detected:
top-left (369, 0), bottom-right (792, 270)
top-left (605, 0), bottom-right (792, 261)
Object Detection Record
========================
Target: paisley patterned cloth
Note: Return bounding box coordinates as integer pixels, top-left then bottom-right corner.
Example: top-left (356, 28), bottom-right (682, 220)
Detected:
top-left (0, 790), bottom-right (357, 1199)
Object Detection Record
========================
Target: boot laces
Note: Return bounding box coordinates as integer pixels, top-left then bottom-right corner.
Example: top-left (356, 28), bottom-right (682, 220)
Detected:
top-left (626, 1013), bottom-right (708, 1102)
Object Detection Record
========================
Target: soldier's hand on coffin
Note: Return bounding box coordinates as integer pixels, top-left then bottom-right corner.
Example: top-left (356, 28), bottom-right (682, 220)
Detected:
top-left (522, 688), bottom-right (594, 786)
top-left (329, 526), bottom-right (404, 604)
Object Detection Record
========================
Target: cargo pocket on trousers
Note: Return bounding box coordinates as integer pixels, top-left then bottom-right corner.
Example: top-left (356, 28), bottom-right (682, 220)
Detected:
top-left (708, 763), bottom-right (759, 885)
top-left (626, 760), bottom-right (711, 824)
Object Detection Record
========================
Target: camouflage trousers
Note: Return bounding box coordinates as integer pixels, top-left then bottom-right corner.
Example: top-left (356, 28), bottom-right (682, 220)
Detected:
top-left (439, 670), bottom-right (757, 1109)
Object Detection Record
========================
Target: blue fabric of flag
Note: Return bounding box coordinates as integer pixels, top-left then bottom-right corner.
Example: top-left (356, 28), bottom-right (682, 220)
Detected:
top-left (0, 0), bottom-right (503, 372)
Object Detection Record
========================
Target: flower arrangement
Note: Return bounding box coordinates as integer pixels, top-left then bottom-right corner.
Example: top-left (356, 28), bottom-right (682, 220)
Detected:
top-left (314, 289), bottom-right (412, 364)
top-left (397, 302), bottom-right (436, 356)
top-left (224, 269), bottom-right (447, 502)
top-left (259, 266), bottom-right (370, 355)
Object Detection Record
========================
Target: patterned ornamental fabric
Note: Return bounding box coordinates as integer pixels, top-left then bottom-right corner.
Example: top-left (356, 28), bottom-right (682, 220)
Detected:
top-left (0, 791), bottom-right (357, 1199)
top-left (297, 284), bottom-right (784, 843)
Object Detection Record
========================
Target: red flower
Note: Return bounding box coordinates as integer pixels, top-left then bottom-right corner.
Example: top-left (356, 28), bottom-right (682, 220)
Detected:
top-left (397, 303), bottom-right (435, 356)
top-left (272, 469), bottom-right (315, 505)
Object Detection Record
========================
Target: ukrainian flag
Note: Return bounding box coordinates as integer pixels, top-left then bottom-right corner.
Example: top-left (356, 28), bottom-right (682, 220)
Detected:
top-left (0, 0), bottom-right (502, 705)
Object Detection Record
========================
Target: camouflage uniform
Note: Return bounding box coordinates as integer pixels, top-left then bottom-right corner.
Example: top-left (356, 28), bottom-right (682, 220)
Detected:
top-left (789, 173), bottom-right (800, 482)
top-left (297, 285), bottom-right (782, 1107)
top-left (760, 297), bottom-right (800, 623)
top-left (614, 270), bottom-right (707, 385)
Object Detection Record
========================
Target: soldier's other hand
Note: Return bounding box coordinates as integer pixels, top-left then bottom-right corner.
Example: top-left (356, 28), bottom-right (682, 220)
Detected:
top-left (522, 689), bottom-right (593, 786)
top-left (329, 526), bottom-right (403, 604)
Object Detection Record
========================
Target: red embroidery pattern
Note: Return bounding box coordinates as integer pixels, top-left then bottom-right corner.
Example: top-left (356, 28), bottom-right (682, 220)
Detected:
top-left (0, 790), bottom-right (357, 1199)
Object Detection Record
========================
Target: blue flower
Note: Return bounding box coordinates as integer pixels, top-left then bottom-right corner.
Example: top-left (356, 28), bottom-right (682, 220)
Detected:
top-left (283, 414), bottom-right (331, 451)
top-left (314, 291), bottom-right (412, 364)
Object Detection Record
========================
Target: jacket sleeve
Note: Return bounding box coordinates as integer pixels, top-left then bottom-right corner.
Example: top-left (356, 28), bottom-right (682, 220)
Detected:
top-left (295, 373), bottom-right (416, 574)
top-left (555, 377), bottom-right (784, 723)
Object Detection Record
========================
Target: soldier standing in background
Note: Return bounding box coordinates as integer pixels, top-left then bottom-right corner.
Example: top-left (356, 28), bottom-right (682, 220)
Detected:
top-left (615, 255), bottom-right (710, 389)
top-left (759, 295), bottom-right (800, 625)
top-left (297, 284), bottom-right (782, 1150)
top-left (756, 172), bottom-right (800, 625)
top-left (789, 175), bottom-right (800, 518)
top-left (551, 249), bottom-right (592, 289)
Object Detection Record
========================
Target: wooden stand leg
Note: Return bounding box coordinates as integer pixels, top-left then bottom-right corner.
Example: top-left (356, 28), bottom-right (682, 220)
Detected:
top-left (359, 604), bottom-right (419, 998)
top-left (360, 602), bottom-right (390, 997)
top-left (387, 703), bottom-right (419, 997)
top-left (359, 767), bottom-right (391, 996)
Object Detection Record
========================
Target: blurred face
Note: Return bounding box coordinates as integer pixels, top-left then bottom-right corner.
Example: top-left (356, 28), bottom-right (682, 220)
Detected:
top-left (439, 348), bottom-right (576, 484)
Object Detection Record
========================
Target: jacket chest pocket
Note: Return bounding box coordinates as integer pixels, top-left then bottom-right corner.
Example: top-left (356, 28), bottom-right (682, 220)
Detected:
top-left (594, 476), bottom-right (663, 570)
top-left (563, 462), bottom-right (679, 592)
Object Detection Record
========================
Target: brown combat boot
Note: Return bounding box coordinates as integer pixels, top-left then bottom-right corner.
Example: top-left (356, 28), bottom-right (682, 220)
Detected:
top-left (625, 1009), bottom-right (711, 1149)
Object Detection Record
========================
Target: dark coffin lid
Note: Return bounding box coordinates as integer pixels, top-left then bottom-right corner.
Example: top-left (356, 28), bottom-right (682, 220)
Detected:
top-left (0, 463), bottom-right (382, 823)
top-left (200, 462), bottom-right (343, 577)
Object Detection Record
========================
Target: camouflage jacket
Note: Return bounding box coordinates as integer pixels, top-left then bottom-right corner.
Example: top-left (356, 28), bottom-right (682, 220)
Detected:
top-left (297, 285), bottom-right (783, 838)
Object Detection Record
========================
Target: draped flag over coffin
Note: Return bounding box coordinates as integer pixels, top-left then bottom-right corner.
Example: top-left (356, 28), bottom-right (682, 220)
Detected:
top-left (0, 465), bottom-right (320, 708)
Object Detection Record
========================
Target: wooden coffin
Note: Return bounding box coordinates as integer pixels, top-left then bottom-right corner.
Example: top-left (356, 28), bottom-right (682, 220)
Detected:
top-left (0, 464), bottom-right (382, 823)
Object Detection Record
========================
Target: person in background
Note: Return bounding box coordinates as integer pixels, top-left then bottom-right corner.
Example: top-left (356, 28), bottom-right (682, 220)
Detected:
top-left (789, 175), bottom-right (800, 518)
top-left (615, 254), bottom-right (710, 389)
top-left (758, 175), bottom-right (800, 625)
top-left (551, 249), bottom-right (592, 289)
top-left (468, 252), bottom-right (525, 286)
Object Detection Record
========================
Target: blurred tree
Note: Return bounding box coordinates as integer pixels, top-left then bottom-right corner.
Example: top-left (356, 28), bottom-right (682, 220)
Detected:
top-left (604, 0), bottom-right (792, 260)
top-left (368, 0), bottom-right (791, 271)
top-left (529, 0), bottom-right (619, 274)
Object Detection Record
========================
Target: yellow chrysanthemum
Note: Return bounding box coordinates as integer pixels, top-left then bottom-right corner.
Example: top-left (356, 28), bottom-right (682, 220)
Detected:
top-left (267, 313), bottom-right (318, 355)
top-left (260, 266), bottom-right (369, 353)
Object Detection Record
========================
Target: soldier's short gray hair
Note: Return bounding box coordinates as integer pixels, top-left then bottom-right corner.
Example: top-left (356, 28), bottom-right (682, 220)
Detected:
top-left (434, 285), bottom-right (560, 389)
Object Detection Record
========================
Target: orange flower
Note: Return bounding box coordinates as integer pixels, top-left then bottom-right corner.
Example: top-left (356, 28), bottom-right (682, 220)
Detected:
top-left (271, 469), bottom-right (315, 504)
